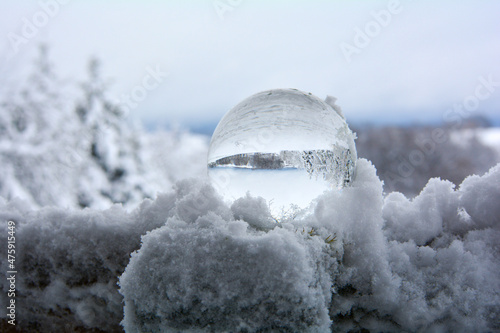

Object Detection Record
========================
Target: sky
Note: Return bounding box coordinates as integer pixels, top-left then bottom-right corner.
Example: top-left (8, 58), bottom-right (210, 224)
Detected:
top-left (1, 0), bottom-right (499, 131)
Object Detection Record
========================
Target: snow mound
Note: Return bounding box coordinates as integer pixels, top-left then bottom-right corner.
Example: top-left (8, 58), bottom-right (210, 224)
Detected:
top-left (1, 160), bottom-right (499, 332)
top-left (0, 192), bottom-right (178, 332)
top-left (120, 210), bottom-right (334, 332)
top-left (120, 215), bottom-right (334, 332)
top-left (119, 160), bottom-right (500, 332)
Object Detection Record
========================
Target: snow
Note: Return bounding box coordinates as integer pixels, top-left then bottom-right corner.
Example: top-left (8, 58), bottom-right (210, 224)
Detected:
top-left (477, 127), bottom-right (500, 154)
top-left (1, 49), bottom-right (499, 332)
top-left (2, 159), bottom-right (499, 332)
top-left (0, 52), bottom-right (208, 210)
top-left (450, 127), bottom-right (500, 151)
top-left (0, 192), bottom-right (178, 332)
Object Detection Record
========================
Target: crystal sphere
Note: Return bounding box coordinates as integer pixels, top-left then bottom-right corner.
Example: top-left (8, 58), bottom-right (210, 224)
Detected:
top-left (207, 88), bottom-right (357, 218)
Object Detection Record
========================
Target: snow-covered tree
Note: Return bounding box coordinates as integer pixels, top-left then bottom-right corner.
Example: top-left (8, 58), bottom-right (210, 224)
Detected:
top-left (0, 45), bottom-right (79, 207)
top-left (73, 58), bottom-right (152, 208)
top-left (0, 46), bottom-right (207, 209)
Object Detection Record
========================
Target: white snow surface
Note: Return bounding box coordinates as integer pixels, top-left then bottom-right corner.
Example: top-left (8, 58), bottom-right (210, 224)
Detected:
top-left (2, 159), bottom-right (499, 332)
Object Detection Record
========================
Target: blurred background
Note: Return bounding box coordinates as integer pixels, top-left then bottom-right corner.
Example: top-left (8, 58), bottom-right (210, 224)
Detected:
top-left (1, 0), bottom-right (499, 209)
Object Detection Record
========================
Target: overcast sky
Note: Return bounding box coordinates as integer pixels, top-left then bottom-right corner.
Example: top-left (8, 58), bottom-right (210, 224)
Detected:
top-left (1, 0), bottom-right (499, 131)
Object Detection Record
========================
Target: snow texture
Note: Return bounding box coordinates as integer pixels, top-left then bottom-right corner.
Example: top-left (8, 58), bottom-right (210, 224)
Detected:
top-left (0, 192), bottom-right (178, 332)
top-left (1, 160), bottom-right (499, 332)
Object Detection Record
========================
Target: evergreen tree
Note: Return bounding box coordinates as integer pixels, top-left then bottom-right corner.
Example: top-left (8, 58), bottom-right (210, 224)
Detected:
top-left (74, 57), bottom-right (151, 207)
top-left (0, 45), bottom-right (78, 207)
